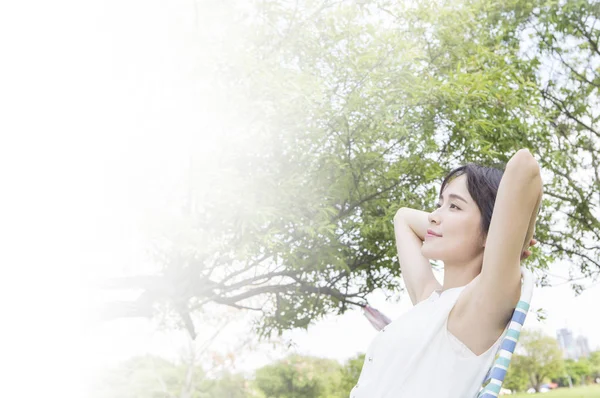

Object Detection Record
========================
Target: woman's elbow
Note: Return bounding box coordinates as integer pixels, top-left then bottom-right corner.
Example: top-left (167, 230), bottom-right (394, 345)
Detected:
top-left (507, 149), bottom-right (541, 178)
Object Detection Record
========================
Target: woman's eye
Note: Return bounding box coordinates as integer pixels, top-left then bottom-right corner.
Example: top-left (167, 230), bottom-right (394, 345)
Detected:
top-left (436, 203), bottom-right (459, 209)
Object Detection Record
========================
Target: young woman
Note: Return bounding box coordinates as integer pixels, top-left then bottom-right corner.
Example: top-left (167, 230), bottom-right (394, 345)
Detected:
top-left (350, 149), bottom-right (543, 397)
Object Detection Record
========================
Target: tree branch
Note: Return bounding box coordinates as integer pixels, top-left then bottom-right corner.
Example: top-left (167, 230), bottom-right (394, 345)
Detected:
top-left (542, 90), bottom-right (600, 138)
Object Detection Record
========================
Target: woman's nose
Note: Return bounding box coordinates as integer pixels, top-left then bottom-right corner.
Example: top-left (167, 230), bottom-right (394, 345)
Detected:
top-left (428, 209), bottom-right (440, 224)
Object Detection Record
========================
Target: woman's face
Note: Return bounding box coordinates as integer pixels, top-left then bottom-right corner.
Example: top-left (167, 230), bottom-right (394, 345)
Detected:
top-left (421, 175), bottom-right (485, 264)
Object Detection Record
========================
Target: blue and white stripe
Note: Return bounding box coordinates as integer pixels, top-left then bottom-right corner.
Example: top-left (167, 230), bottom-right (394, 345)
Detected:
top-left (476, 266), bottom-right (533, 397)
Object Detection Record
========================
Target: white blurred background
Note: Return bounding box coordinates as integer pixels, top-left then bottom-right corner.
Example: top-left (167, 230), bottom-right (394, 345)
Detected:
top-left (0, 1), bottom-right (598, 397)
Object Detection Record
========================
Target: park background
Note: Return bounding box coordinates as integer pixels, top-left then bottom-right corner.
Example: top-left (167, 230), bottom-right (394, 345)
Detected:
top-left (2, 0), bottom-right (599, 397)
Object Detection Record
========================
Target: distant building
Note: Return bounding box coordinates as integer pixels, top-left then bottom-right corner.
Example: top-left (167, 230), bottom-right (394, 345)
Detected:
top-left (556, 328), bottom-right (590, 360)
top-left (556, 328), bottom-right (576, 359)
top-left (575, 335), bottom-right (591, 359)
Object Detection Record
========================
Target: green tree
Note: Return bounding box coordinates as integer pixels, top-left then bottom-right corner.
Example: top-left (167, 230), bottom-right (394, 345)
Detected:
top-left (91, 355), bottom-right (252, 398)
top-left (565, 357), bottom-right (593, 386)
top-left (253, 354), bottom-right (342, 398)
top-left (336, 353), bottom-right (365, 398)
top-left (100, 0), bottom-right (599, 338)
top-left (524, 0), bottom-right (600, 290)
top-left (518, 330), bottom-right (565, 392)
top-left (504, 354), bottom-right (531, 393)
top-left (590, 351), bottom-right (600, 379)
top-left (91, 355), bottom-right (196, 398)
top-left (205, 372), bottom-right (250, 398)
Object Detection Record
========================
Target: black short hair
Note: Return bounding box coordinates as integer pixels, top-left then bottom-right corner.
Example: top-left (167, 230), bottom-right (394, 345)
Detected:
top-left (439, 162), bottom-right (506, 236)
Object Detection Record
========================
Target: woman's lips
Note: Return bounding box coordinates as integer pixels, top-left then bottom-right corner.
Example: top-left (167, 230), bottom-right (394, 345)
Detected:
top-left (426, 229), bottom-right (442, 238)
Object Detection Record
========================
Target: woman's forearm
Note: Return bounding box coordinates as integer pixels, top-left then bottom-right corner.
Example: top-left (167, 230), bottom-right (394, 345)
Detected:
top-left (521, 183), bottom-right (543, 252)
top-left (394, 207), bottom-right (430, 241)
top-left (508, 149), bottom-right (544, 252)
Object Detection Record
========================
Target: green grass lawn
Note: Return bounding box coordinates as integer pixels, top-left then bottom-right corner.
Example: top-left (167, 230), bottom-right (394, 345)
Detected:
top-left (511, 384), bottom-right (600, 397)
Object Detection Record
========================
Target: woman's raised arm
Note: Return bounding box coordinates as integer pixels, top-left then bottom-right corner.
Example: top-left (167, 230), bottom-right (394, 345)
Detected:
top-left (394, 207), bottom-right (441, 305)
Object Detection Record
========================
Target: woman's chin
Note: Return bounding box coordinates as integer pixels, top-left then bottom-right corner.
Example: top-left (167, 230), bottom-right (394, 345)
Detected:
top-left (420, 247), bottom-right (435, 260)
top-left (421, 245), bottom-right (445, 261)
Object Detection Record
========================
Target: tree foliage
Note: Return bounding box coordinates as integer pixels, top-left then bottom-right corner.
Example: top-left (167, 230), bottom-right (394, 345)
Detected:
top-left (92, 347), bottom-right (599, 397)
top-left (337, 353), bottom-right (365, 396)
top-left (90, 355), bottom-right (250, 398)
top-left (515, 330), bottom-right (565, 392)
top-left (504, 354), bottom-right (532, 393)
top-left (525, 0), bottom-right (600, 289)
top-left (506, 343), bottom-right (600, 391)
top-left (565, 357), bottom-right (593, 386)
top-left (591, 351), bottom-right (600, 378)
top-left (101, 0), bottom-right (600, 338)
top-left (254, 355), bottom-right (343, 398)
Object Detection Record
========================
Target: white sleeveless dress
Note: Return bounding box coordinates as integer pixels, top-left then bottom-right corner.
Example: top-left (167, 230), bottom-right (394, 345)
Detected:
top-left (350, 285), bottom-right (506, 398)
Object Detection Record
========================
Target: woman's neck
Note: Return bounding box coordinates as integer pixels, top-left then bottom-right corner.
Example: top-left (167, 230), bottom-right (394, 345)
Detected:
top-left (440, 257), bottom-right (482, 292)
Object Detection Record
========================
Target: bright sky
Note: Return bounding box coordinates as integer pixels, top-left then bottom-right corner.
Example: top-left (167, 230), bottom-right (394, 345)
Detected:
top-left (2, 0), bottom-right (598, 396)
